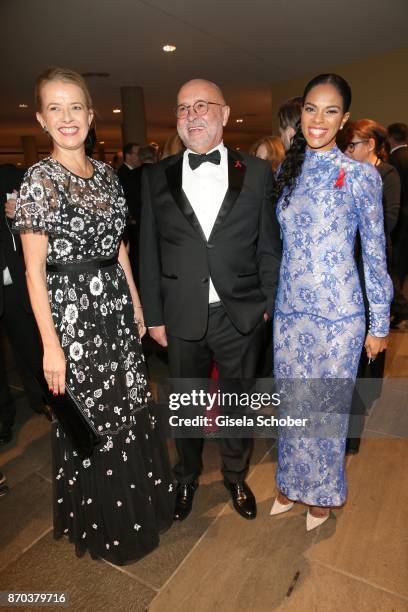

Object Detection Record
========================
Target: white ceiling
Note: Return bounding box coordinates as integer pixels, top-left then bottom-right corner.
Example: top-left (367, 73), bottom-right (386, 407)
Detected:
top-left (1, 0), bottom-right (407, 157)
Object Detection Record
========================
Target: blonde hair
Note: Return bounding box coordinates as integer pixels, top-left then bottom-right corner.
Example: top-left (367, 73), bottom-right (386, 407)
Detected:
top-left (161, 132), bottom-right (185, 159)
top-left (35, 67), bottom-right (93, 111)
top-left (250, 135), bottom-right (285, 173)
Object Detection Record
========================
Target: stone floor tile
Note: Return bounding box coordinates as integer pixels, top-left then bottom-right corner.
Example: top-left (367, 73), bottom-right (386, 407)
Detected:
top-left (0, 533), bottom-right (156, 612)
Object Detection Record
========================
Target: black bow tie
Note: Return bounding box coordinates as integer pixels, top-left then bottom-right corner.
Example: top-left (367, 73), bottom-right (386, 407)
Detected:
top-left (188, 150), bottom-right (221, 170)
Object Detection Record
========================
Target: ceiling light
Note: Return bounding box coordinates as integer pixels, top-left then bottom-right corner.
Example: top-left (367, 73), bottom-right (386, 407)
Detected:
top-left (113, 109), bottom-right (121, 114)
top-left (163, 44), bottom-right (176, 53)
top-left (99, 141), bottom-right (105, 144)
top-left (19, 103), bottom-right (28, 108)
top-left (236, 118), bottom-right (243, 123)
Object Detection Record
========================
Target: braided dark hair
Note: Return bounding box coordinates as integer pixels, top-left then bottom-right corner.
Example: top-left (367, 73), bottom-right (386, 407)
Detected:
top-left (273, 123), bottom-right (306, 209)
top-left (273, 73), bottom-right (352, 208)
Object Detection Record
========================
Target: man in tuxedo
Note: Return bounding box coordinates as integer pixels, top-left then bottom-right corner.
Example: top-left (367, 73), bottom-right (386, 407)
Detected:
top-left (0, 164), bottom-right (44, 444)
top-left (140, 79), bottom-right (281, 521)
top-left (387, 123), bottom-right (408, 326)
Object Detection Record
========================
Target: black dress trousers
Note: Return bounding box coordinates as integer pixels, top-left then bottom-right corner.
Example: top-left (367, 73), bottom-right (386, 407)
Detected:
top-left (0, 282), bottom-right (43, 425)
top-left (167, 304), bottom-right (267, 484)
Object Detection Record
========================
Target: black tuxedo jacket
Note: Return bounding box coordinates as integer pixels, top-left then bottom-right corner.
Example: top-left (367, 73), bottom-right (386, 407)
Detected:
top-left (390, 147), bottom-right (408, 211)
top-left (390, 146), bottom-right (408, 244)
top-left (117, 163), bottom-right (143, 221)
top-left (0, 164), bottom-right (31, 316)
top-left (139, 148), bottom-right (281, 340)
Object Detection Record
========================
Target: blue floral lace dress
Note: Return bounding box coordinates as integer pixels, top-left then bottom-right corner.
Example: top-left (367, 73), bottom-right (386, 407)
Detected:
top-left (273, 146), bottom-right (392, 506)
top-left (14, 157), bottom-right (174, 564)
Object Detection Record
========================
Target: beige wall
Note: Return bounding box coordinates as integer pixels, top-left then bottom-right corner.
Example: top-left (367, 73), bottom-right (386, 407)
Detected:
top-left (271, 47), bottom-right (408, 133)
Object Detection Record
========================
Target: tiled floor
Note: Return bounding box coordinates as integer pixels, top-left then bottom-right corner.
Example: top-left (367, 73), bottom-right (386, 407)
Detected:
top-left (0, 333), bottom-right (407, 612)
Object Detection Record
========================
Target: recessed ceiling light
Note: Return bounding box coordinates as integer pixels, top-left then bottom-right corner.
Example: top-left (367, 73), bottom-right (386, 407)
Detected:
top-left (112, 109), bottom-right (121, 114)
top-left (163, 44), bottom-right (176, 53)
top-left (19, 103), bottom-right (28, 108)
top-left (236, 118), bottom-right (243, 123)
top-left (17, 162), bottom-right (22, 165)
top-left (99, 141), bottom-right (105, 144)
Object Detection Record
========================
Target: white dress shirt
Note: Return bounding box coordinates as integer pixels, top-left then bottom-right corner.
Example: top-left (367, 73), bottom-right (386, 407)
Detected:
top-left (182, 142), bottom-right (228, 303)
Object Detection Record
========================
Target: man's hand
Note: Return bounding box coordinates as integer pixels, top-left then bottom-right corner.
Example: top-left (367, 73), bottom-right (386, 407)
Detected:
top-left (5, 196), bottom-right (17, 219)
top-left (149, 325), bottom-right (168, 347)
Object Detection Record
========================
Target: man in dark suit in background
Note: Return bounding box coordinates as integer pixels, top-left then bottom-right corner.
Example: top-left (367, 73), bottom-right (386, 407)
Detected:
top-left (140, 79), bottom-right (281, 522)
top-left (0, 164), bottom-right (45, 444)
top-left (387, 123), bottom-right (408, 326)
top-left (118, 143), bottom-right (142, 282)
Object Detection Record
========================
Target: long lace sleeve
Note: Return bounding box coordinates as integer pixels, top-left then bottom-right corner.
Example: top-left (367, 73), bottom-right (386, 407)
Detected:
top-left (13, 163), bottom-right (60, 234)
top-left (351, 163), bottom-right (393, 337)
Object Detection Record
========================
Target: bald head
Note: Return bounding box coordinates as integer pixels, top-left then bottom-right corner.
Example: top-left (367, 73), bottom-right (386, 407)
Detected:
top-left (176, 79), bottom-right (230, 154)
top-left (177, 79), bottom-right (226, 105)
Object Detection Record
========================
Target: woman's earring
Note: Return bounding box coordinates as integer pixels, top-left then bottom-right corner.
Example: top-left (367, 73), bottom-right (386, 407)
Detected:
top-left (43, 124), bottom-right (48, 134)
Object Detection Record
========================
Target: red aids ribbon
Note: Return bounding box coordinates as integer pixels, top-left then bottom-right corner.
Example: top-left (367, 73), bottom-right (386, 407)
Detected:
top-left (235, 160), bottom-right (242, 169)
top-left (334, 168), bottom-right (346, 188)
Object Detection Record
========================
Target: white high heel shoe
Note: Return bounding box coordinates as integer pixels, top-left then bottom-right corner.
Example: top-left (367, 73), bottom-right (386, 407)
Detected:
top-left (270, 497), bottom-right (295, 516)
top-left (306, 509), bottom-right (330, 531)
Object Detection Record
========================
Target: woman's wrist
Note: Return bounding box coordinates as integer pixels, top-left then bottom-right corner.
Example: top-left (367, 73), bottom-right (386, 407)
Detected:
top-left (43, 338), bottom-right (62, 350)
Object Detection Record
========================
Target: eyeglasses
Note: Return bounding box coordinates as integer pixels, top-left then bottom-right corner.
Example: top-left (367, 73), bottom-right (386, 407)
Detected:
top-left (174, 100), bottom-right (225, 119)
top-left (347, 140), bottom-right (368, 152)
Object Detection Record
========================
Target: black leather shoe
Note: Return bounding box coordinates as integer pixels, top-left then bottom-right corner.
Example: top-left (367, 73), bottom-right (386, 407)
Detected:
top-left (224, 481), bottom-right (257, 520)
top-left (346, 438), bottom-right (360, 455)
top-left (0, 427), bottom-right (12, 445)
top-left (174, 480), bottom-right (199, 522)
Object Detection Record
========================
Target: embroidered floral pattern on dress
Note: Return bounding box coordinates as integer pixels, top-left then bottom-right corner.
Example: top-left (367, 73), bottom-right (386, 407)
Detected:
top-left (274, 146), bottom-right (392, 506)
top-left (13, 157), bottom-right (175, 564)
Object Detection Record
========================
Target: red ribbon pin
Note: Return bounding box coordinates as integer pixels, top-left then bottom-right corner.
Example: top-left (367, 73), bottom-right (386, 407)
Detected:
top-left (334, 168), bottom-right (346, 188)
top-left (235, 160), bottom-right (242, 169)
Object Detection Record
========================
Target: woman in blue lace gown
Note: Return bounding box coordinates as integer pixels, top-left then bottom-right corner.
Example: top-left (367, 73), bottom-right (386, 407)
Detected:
top-left (270, 74), bottom-right (393, 530)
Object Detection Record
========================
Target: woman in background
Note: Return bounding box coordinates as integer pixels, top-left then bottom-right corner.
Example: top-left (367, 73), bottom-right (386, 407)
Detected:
top-left (250, 135), bottom-right (285, 175)
top-left (278, 97), bottom-right (303, 152)
top-left (161, 132), bottom-right (184, 160)
top-left (345, 119), bottom-right (400, 241)
top-left (343, 119), bottom-right (400, 452)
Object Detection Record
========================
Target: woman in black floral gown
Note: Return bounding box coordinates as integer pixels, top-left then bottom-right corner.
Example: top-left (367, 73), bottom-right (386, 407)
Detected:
top-left (13, 67), bottom-right (174, 565)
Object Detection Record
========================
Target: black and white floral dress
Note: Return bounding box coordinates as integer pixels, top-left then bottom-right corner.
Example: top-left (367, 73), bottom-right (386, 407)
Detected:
top-left (14, 156), bottom-right (174, 565)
